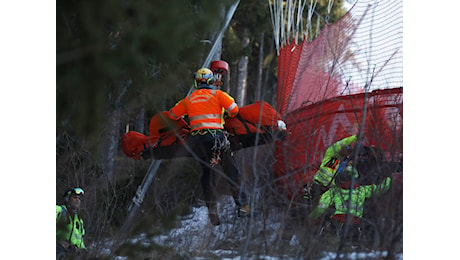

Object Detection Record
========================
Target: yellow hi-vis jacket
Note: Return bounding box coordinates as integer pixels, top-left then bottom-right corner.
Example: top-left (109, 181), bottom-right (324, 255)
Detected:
top-left (310, 177), bottom-right (392, 220)
top-left (169, 88), bottom-right (238, 131)
top-left (56, 205), bottom-right (86, 249)
top-left (314, 135), bottom-right (358, 187)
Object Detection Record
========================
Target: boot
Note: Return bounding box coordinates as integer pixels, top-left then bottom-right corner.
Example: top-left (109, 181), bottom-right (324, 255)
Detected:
top-left (237, 205), bottom-right (251, 217)
top-left (208, 210), bottom-right (221, 226)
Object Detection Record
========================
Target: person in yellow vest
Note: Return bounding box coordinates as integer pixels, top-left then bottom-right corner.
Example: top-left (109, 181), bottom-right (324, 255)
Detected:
top-left (304, 135), bottom-right (359, 202)
top-left (56, 187), bottom-right (86, 258)
top-left (168, 68), bottom-right (249, 225)
top-left (309, 167), bottom-right (401, 241)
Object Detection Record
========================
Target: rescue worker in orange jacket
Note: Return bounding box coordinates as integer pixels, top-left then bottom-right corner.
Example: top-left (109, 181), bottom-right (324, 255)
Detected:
top-left (168, 68), bottom-right (249, 225)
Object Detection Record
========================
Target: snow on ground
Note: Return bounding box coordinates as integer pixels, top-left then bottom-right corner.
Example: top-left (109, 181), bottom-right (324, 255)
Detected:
top-left (108, 195), bottom-right (402, 259)
top-left (153, 195), bottom-right (281, 251)
top-left (319, 251), bottom-right (403, 260)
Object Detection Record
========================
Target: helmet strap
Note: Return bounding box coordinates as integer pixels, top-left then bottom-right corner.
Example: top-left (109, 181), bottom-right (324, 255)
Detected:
top-left (196, 84), bottom-right (213, 89)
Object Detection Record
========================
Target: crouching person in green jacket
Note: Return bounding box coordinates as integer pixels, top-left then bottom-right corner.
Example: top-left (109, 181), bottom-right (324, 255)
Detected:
top-left (304, 135), bottom-right (359, 203)
top-left (56, 187), bottom-right (87, 259)
top-left (309, 166), bottom-right (401, 241)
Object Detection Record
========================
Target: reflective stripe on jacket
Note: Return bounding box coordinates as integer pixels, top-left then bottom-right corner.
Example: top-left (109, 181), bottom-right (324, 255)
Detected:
top-left (56, 205), bottom-right (86, 249)
top-left (310, 177), bottom-right (392, 220)
top-left (314, 135), bottom-right (358, 186)
top-left (169, 89), bottom-right (238, 131)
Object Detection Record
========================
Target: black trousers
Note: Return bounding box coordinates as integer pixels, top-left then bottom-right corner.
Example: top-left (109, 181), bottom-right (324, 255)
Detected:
top-left (56, 242), bottom-right (85, 260)
top-left (327, 219), bottom-right (362, 242)
top-left (305, 181), bottom-right (329, 208)
top-left (187, 130), bottom-right (248, 211)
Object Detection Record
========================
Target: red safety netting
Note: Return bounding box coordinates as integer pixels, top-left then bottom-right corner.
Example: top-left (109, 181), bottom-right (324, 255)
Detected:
top-left (274, 88), bottom-right (402, 197)
top-left (276, 41), bottom-right (305, 116)
top-left (273, 0), bottom-right (403, 199)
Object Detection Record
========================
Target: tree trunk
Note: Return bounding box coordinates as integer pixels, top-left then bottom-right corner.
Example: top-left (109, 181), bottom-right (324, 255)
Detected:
top-left (263, 37), bottom-right (275, 106)
top-left (135, 107), bottom-right (145, 134)
top-left (255, 32), bottom-right (264, 101)
top-left (236, 56), bottom-right (248, 106)
top-left (223, 66), bottom-right (231, 93)
top-left (102, 80), bottom-right (131, 185)
top-left (211, 1), bottom-right (224, 62)
top-left (209, 5), bottom-right (223, 63)
top-left (235, 28), bottom-right (249, 106)
top-left (103, 113), bottom-right (118, 187)
top-left (229, 61), bottom-right (238, 98)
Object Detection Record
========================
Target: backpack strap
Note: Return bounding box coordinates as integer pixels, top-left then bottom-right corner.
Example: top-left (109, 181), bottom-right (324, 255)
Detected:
top-left (236, 114), bottom-right (252, 135)
top-left (57, 205), bottom-right (74, 246)
top-left (57, 205), bottom-right (68, 221)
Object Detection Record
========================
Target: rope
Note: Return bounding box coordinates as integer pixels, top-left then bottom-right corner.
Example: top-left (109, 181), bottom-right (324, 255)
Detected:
top-left (285, 0), bottom-right (293, 45)
top-left (269, 0), bottom-right (323, 52)
top-left (201, 0), bottom-right (240, 69)
top-left (315, 13), bottom-right (321, 38)
top-left (191, 129), bottom-right (230, 167)
top-left (210, 130), bottom-right (230, 167)
top-left (268, 0), bottom-right (279, 54)
top-left (296, 0), bottom-right (308, 44)
top-left (211, 130), bottom-right (230, 153)
top-left (132, 187), bottom-right (144, 207)
top-left (326, 0), bottom-right (335, 23)
top-left (327, 0), bottom-right (335, 15)
top-left (306, 0), bottom-right (318, 40)
top-left (187, 0), bottom-right (240, 96)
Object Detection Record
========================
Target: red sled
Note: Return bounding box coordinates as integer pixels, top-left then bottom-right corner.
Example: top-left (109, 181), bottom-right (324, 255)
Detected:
top-left (225, 101), bottom-right (286, 149)
top-left (121, 112), bottom-right (191, 160)
top-left (121, 102), bottom-right (287, 160)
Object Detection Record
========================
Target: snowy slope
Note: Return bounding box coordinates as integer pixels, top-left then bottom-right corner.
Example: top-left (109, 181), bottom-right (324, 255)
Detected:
top-left (107, 195), bottom-right (402, 259)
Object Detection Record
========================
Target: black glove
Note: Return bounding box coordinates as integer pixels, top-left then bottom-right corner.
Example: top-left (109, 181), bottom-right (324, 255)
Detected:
top-left (141, 145), bottom-right (153, 160)
top-left (303, 184), bottom-right (315, 200)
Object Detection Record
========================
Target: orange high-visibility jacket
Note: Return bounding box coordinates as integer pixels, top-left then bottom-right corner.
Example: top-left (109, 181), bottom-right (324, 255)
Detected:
top-left (168, 89), bottom-right (239, 131)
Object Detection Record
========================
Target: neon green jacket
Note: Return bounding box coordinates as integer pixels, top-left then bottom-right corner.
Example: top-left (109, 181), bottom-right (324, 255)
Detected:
top-left (310, 177), bottom-right (392, 220)
top-left (314, 135), bottom-right (358, 186)
top-left (56, 205), bottom-right (86, 249)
